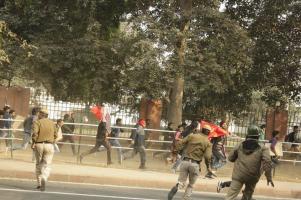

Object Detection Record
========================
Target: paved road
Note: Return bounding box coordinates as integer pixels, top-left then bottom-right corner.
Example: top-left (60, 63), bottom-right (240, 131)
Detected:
top-left (0, 178), bottom-right (295, 200)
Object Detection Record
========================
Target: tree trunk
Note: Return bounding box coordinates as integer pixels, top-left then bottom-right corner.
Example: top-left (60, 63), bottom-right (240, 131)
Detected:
top-left (167, 77), bottom-right (184, 126)
top-left (167, 0), bottom-right (192, 126)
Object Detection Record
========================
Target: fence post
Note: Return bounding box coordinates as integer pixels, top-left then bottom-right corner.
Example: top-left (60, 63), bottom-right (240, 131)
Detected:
top-left (9, 129), bottom-right (13, 159)
top-left (76, 119), bottom-right (83, 164)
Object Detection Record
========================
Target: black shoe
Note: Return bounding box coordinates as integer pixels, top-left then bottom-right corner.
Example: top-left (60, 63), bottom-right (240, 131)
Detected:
top-left (168, 185), bottom-right (178, 200)
top-left (205, 172), bottom-right (216, 179)
top-left (205, 174), bottom-right (214, 179)
top-left (139, 165), bottom-right (146, 169)
top-left (36, 186), bottom-right (41, 190)
top-left (40, 178), bottom-right (46, 191)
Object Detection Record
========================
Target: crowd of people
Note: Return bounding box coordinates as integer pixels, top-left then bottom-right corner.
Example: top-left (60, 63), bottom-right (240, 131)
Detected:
top-left (0, 105), bottom-right (300, 198)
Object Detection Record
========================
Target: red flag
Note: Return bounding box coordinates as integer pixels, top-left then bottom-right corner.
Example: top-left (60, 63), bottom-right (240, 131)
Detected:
top-left (91, 106), bottom-right (104, 121)
top-left (200, 120), bottom-right (229, 140)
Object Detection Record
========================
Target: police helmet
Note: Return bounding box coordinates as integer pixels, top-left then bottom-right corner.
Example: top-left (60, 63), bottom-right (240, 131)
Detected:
top-left (246, 125), bottom-right (260, 138)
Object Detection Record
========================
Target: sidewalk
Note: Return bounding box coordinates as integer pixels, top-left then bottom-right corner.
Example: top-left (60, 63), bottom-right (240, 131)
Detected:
top-left (0, 158), bottom-right (300, 199)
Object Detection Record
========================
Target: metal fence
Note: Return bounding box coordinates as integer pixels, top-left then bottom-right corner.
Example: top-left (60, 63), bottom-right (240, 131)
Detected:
top-left (2, 88), bottom-right (297, 139)
top-left (0, 88), bottom-right (300, 165)
top-left (30, 90), bottom-right (139, 128)
top-left (0, 119), bottom-right (300, 165)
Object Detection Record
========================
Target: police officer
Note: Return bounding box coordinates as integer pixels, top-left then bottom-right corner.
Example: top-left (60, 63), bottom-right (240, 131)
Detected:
top-left (168, 123), bottom-right (212, 200)
top-left (225, 125), bottom-right (274, 200)
top-left (31, 108), bottom-right (57, 191)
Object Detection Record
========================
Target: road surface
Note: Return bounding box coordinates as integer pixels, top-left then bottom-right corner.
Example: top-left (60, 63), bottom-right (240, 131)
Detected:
top-left (0, 178), bottom-right (295, 200)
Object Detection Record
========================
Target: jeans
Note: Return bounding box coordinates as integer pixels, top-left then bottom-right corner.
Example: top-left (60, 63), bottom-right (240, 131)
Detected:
top-left (124, 145), bottom-right (146, 166)
top-left (12, 133), bottom-right (35, 162)
top-left (13, 133), bottom-right (31, 150)
top-left (0, 130), bottom-right (9, 147)
top-left (212, 149), bottom-right (227, 170)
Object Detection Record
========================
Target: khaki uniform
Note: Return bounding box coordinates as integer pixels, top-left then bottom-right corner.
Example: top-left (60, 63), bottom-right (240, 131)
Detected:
top-left (173, 133), bottom-right (212, 199)
top-left (32, 118), bottom-right (57, 187)
top-left (225, 139), bottom-right (272, 200)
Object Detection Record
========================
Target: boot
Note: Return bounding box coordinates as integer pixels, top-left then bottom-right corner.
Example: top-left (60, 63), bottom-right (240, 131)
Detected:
top-left (168, 185), bottom-right (178, 200)
top-left (40, 178), bottom-right (46, 192)
top-left (139, 163), bottom-right (146, 169)
top-left (205, 171), bottom-right (216, 179)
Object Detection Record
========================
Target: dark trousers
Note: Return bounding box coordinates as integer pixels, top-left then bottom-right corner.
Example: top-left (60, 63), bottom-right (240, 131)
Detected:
top-left (81, 139), bottom-right (112, 164)
top-left (59, 135), bottom-right (76, 155)
top-left (124, 146), bottom-right (146, 166)
top-left (222, 181), bottom-right (232, 188)
top-left (212, 148), bottom-right (227, 170)
top-left (153, 143), bottom-right (170, 159)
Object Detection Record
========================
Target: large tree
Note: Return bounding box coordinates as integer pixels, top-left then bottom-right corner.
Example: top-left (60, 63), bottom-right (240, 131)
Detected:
top-left (224, 0), bottom-right (301, 106)
top-left (126, 1), bottom-right (254, 121)
top-left (2, 0), bottom-right (299, 121)
top-left (1, 0), bottom-right (169, 105)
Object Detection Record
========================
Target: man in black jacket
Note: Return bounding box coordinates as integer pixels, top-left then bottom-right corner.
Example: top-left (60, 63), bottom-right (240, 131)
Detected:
top-left (80, 121), bottom-right (112, 165)
top-left (59, 114), bottom-right (77, 155)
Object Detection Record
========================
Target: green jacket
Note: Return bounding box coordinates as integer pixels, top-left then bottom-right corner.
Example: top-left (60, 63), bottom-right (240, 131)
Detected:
top-left (229, 139), bottom-right (272, 182)
top-left (175, 133), bottom-right (212, 163)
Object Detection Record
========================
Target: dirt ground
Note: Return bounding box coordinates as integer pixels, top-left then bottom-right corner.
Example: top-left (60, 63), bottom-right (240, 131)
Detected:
top-left (1, 139), bottom-right (300, 183)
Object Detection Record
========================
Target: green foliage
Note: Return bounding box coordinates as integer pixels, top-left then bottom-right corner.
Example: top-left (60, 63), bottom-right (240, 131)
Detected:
top-left (183, 8), bottom-right (253, 119)
top-left (126, 1), bottom-right (254, 119)
top-left (1, 0), bottom-right (172, 105)
top-left (0, 20), bottom-right (33, 86)
top-left (0, 0), bottom-right (130, 102)
top-left (0, 0), bottom-right (300, 117)
top-left (118, 36), bottom-right (172, 99)
top-left (28, 35), bottom-right (122, 103)
top-left (224, 0), bottom-right (301, 106)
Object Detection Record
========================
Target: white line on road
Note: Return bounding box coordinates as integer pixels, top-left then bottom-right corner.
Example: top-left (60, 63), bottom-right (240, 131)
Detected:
top-left (0, 187), bottom-right (160, 200)
top-left (0, 177), bottom-right (299, 200)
